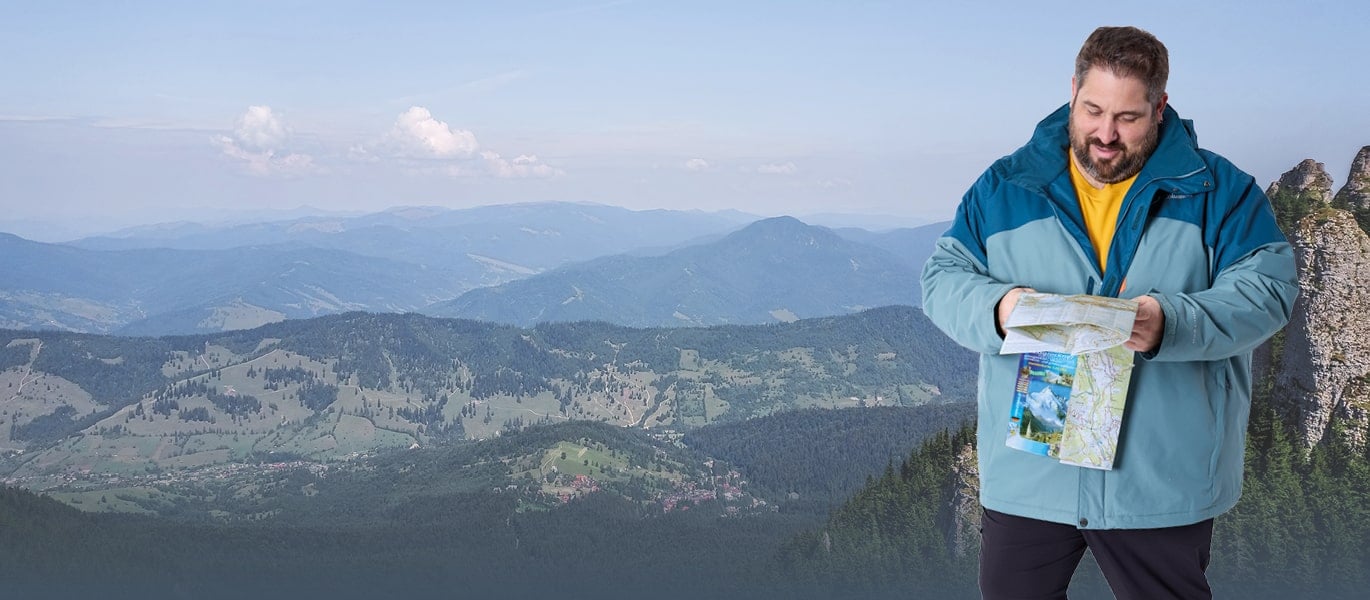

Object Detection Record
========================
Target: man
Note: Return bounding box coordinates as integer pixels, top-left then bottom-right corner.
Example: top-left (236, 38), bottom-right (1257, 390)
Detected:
top-left (920, 26), bottom-right (1298, 599)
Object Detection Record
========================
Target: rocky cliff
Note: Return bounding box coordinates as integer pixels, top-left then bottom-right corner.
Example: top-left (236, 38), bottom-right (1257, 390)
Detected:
top-left (947, 438), bottom-right (980, 558)
top-left (1273, 207), bottom-right (1370, 449)
top-left (1266, 158), bottom-right (1335, 232)
top-left (1331, 146), bottom-right (1370, 233)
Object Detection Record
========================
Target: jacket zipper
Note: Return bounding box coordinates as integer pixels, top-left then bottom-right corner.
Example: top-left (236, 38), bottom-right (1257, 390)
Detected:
top-left (1102, 166), bottom-right (1207, 297)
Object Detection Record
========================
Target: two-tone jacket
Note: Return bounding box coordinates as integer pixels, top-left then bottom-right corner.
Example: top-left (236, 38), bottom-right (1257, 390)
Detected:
top-left (920, 103), bottom-right (1298, 529)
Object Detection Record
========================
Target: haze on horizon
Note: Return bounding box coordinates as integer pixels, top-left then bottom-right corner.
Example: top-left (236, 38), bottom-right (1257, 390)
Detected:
top-left (2, 0), bottom-right (1368, 241)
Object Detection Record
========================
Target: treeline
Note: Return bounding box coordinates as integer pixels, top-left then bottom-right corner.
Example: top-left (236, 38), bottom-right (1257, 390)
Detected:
top-left (0, 481), bottom-right (825, 600)
top-left (684, 403), bottom-right (975, 513)
top-left (10, 405), bottom-right (81, 443)
top-left (1208, 400), bottom-right (1370, 598)
top-left (25, 333), bottom-right (195, 404)
top-left (150, 420), bottom-right (707, 527)
top-left (249, 307), bottom-right (973, 416)
top-left (778, 426), bottom-right (981, 598)
top-left (302, 420), bottom-right (705, 521)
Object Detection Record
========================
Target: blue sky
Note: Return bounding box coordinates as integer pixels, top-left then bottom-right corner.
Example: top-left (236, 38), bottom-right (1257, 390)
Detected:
top-left (2, 0), bottom-right (1368, 240)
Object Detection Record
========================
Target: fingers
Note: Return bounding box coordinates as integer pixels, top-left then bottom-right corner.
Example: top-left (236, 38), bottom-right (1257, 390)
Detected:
top-left (1002, 286), bottom-right (1030, 328)
top-left (997, 287), bottom-right (1037, 333)
top-left (1126, 295), bottom-right (1163, 353)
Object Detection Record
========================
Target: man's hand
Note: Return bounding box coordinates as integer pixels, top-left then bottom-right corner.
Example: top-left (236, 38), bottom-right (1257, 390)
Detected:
top-left (996, 287), bottom-right (1036, 337)
top-left (1126, 295), bottom-right (1164, 353)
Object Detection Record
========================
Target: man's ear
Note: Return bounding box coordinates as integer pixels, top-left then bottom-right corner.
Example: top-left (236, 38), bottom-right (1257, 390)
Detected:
top-left (1156, 92), bottom-right (1169, 120)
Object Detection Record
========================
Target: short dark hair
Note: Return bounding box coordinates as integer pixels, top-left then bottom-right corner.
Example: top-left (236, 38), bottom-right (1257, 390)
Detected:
top-left (1075, 26), bottom-right (1169, 105)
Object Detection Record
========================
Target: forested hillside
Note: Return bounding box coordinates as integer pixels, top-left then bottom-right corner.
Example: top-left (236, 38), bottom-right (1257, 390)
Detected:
top-left (685, 403), bottom-right (974, 512)
top-left (2, 306), bottom-right (976, 488)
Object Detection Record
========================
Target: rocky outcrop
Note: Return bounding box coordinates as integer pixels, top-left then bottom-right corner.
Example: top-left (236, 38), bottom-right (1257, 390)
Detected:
top-left (947, 438), bottom-right (980, 558)
top-left (1331, 146), bottom-right (1370, 233)
top-left (1272, 208), bottom-right (1370, 449)
top-left (1269, 159), bottom-right (1336, 204)
top-left (1266, 159), bottom-right (1334, 233)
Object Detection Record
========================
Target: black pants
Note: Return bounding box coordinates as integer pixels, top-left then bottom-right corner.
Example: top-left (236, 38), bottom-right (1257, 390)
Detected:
top-left (979, 509), bottom-right (1214, 600)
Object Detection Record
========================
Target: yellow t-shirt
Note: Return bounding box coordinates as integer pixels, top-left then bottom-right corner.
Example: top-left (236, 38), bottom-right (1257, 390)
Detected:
top-left (1068, 156), bottom-right (1137, 272)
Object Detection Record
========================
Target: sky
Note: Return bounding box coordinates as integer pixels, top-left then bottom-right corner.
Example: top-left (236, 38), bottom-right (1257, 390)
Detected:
top-left (2, 0), bottom-right (1368, 241)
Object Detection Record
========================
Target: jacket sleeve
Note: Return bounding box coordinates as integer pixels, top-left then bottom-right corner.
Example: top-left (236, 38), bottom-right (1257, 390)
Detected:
top-left (1148, 175), bottom-right (1299, 362)
top-left (921, 174), bottom-right (1019, 356)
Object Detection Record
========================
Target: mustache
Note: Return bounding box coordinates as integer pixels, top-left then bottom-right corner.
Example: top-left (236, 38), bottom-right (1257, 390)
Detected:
top-left (1088, 138), bottom-right (1124, 151)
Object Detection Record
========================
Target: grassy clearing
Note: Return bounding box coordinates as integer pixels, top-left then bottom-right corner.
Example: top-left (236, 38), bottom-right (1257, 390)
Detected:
top-left (48, 486), bottom-right (181, 515)
top-left (462, 392), bottom-right (569, 440)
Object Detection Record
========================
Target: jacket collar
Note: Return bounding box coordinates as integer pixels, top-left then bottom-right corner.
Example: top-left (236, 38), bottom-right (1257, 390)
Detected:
top-left (997, 103), bottom-right (1211, 196)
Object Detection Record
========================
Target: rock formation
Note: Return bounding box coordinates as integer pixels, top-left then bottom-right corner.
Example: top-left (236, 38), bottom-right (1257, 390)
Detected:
top-left (1272, 207), bottom-right (1370, 449)
top-left (947, 438), bottom-right (980, 558)
top-left (1331, 146), bottom-right (1370, 233)
top-left (1269, 158), bottom-right (1336, 203)
top-left (1265, 159), bottom-right (1334, 232)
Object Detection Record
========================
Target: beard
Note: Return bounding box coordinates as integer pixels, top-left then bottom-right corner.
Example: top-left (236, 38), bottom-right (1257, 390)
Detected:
top-left (1069, 117), bottom-right (1160, 184)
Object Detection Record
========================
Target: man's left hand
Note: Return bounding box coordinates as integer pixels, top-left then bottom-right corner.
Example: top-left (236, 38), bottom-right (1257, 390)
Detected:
top-left (1125, 295), bottom-right (1164, 353)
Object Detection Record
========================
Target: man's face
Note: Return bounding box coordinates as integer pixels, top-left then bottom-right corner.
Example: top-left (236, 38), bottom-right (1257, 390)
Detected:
top-left (1069, 66), bottom-right (1166, 185)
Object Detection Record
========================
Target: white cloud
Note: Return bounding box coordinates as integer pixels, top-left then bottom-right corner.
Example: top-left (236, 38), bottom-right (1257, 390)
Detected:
top-left (756, 161), bottom-right (798, 175)
top-left (361, 106), bottom-right (561, 178)
top-left (214, 139), bottom-right (316, 176)
top-left (234, 105), bottom-right (287, 151)
top-left (212, 105), bottom-right (560, 180)
top-left (385, 106), bottom-right (478, 159)
top-left (685, 158), bottom-right (710, 172)
top-left (213, 105), bottom-right (316, 176)
top-left (347, 144), bottom-right (378, 163)
top-left (481, 152), bottom-right (565, 178)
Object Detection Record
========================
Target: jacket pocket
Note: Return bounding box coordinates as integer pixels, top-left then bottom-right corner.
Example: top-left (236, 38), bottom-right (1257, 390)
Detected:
top-left (1207, 361), bottom-right (1231, 482)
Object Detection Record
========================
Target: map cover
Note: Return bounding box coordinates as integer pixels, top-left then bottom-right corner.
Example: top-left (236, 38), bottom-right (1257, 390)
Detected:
top-left (1006, 350), bottom-right (1078, 458)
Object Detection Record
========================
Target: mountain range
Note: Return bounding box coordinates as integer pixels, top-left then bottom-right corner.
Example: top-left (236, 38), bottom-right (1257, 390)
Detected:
top-left (1, 202), bottom-right (947, 336)
top-left (0, 233), bottom-right (470, 334)
top-left (425, 216), bottom-right (934, 327)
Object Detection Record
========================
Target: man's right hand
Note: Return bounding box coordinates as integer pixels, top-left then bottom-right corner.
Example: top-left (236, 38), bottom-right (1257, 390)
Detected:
top-left (996, 287), bottom-right (1036, 337)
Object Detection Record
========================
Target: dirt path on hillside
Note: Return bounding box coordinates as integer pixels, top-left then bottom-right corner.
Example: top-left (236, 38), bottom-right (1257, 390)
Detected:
top-left (4, 339), bottom-right (42, 404)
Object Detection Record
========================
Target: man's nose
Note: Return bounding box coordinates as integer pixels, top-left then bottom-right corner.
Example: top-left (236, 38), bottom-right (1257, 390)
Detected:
top-left (1096, 120), bottom-right (1118, 143)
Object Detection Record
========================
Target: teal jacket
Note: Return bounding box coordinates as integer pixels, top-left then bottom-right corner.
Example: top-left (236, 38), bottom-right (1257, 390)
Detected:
top-left (920, 104), bottom-right (1298, 529)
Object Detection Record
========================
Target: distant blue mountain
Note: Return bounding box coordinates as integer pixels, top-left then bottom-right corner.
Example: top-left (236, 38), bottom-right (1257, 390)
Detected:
top-left (0, 232), bottom-right (467, 335)
top-left (831, 221), bottom-right (949, 269)
top-left (69, 202), bottom-right (758, 277)
top-left (3, 204), bottom-right (941, 335)
top-left (2, 203), bottom-right (760, 334)
top-left (425, 216), bottom-right (927, 327)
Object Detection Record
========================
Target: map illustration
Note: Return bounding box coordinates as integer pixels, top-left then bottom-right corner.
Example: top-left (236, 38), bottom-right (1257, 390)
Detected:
top-left (1057, 345), bottom-right (1135, 469)
top-left (1000, 293), bottom-right (1138, 470)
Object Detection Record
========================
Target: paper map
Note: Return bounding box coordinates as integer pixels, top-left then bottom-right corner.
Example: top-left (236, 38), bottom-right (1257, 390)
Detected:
top-left (1001, 293), bottom-right (1138, 470)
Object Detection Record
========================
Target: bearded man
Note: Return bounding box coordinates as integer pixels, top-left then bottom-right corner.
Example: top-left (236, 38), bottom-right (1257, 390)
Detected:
top-left (920, 26), bottom-right (1298, 600)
